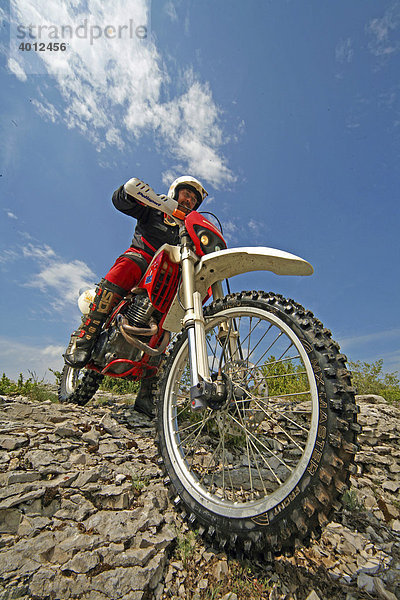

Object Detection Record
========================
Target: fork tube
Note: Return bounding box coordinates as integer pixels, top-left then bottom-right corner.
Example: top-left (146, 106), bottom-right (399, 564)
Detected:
top-left (180, 231), bottom-right (211, 394)
top-left (187, 327), bottom-right (200, 387)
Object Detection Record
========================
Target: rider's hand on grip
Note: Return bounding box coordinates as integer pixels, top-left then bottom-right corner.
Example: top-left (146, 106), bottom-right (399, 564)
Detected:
top-left (124, 177), bottom-right (184, 220)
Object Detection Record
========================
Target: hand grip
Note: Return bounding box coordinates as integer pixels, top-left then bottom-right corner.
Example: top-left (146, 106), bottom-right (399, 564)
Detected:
top-left (124, 178), bottom-right (180, 218)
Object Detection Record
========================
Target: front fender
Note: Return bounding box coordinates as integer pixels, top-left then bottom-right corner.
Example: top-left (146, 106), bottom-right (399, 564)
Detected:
top-left (163, 247), bottom-right (313, 332)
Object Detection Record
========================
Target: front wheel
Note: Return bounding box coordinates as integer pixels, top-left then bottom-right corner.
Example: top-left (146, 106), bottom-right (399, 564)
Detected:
top-left (156, 292), bottom-right (359, 555)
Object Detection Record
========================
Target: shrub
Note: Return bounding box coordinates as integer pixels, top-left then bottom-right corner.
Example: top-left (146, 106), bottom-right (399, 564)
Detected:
top-left (342, 488), bottom-right (365, 512)
top-left (349, 359), bottom-right (400, 404)
top-left (260, 356), bottom-right (308, 398)
top-left (50, 368), bottom-right (139, 395)
top-left (175, 530), bottom-right (197, 568)
top-left (99, 376), bottom-right (139, 394)
top-left (0, 372), bottom-right (58, 402)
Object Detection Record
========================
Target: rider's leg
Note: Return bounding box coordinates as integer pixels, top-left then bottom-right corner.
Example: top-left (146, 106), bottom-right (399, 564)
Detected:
top-left (64, 278), bottom-right (126, 368)
top-left (64, 248), bottom-right (158, 417)
top-left (107, 250), bottom-right (159, 418)
top-left (64, 250), bottom-right (148, 368)
top-left (133, 354), bottom-right (163, 418)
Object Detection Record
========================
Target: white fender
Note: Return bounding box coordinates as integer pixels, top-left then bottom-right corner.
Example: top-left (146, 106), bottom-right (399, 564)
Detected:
top-left (163, 247), bottom-right (313, 332)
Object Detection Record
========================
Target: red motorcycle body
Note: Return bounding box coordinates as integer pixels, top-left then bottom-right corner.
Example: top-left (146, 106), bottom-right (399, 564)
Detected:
top-left (86, 211), bottom-right (226, 381)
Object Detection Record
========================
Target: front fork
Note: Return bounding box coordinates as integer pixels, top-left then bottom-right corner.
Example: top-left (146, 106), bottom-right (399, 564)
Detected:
top-left (180, 235), bottom-right (212, 410)
top-left (180, 233), bottom-right (239, 411)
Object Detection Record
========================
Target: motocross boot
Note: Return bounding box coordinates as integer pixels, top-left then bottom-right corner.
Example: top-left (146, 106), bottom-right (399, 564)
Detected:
top-left (134, 376), bottom-right (156, 418)
top-left (64, 278), bottom-right (125, 368)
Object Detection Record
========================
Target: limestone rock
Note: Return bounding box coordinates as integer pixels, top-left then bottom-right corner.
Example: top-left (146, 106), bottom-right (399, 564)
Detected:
top-left (0, 392), bottom-right (398, 600)
top-left (374, 577), bottom-right (398, 600)
top-left (306, 593), bottom-right (322, 600)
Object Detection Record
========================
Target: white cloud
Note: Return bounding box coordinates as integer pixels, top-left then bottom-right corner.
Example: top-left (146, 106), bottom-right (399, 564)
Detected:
top-left (346, 118), bottom-right (361, 129)
top-left (202, 195), bottom-right (215, 208)
top-left (248, 219), bottom-right (260, 232)
top-left (1, 238), bottom-right (97, 310)
top-left (379, 349), bottom-right (400, 374)
top-left (0, 336), bottom-right (64, 382)
top-left (105, 127), bottom-right (124, 150)
top-left (165, 1), bottom-right (178, 22)
top-left (339, 328), bottom-right (400, 348)
top-left (161, 169), bottom-right (178, 188)
top-left (26, 259), bottom-right (97, 307)
top-left (152, 74), bottom-right (236, 185)
top-left (335, 38), bottom-right (354, 63)
top-left (22, 242), bottom-right (56, 261)
top-left (223, 220), bottom-right (238, 234)
top-left (337, 328), bottom-right (400, 374)
top-left (0, 249), bottom-right (20, 265)
top-left (9, 0), bottom-right (235, 188)
top-left (22, 242), bottom-right (97, 309)
top-left (7, 57), bottom-right (27, 81)
top-left (366, 4), bottom-right (400, 58)
top-left (30, 98), bottom-right (60, 123)
top-left (222, 219), bottom-right (239, 243)
top-left (4, 209), bottom-right (18, 220)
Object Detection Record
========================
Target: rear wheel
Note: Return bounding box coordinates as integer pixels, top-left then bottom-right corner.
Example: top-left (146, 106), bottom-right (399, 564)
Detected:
top-left (58, 364), bottom-right (103, 405)
top-left (156, 292), bottom-right (359, 554)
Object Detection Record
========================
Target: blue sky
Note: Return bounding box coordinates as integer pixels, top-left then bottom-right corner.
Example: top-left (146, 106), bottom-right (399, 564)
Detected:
top-left (0, 0), bottom-right (399, 382)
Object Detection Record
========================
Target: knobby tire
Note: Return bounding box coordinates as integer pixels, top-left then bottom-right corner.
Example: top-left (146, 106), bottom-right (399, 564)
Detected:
top-left (156, 291), bottom-right (359, 555)
top-left (58, 364), bottom-right (104, 406)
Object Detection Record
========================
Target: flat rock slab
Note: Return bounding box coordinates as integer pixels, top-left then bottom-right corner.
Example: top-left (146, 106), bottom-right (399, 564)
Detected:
top-left (0, 396), bottom-right (175, 599)
top-left (0, 393), bottom-right (399, 600)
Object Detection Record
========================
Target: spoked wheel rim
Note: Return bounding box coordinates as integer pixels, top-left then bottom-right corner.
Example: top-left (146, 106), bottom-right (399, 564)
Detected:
top-left (162, 306), bottom-right (319, 519)
top-left (63, 366), bottom-right (84, 396)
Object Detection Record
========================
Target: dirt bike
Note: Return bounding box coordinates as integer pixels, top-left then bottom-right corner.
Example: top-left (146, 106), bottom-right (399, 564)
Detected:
top-left (59, 178), bottom-right (359, 555)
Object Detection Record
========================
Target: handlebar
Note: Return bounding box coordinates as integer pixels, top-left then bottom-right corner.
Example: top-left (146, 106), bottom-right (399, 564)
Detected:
top-left (124, 177), bottom-right (186, 222)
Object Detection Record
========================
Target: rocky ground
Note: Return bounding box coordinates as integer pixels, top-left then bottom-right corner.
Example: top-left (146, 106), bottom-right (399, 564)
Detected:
top-left (0, 392), bottom-right (399, 600)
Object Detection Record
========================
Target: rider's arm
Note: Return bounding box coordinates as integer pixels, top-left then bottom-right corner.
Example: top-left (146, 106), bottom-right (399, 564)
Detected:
top-left (123, 178), bottom-right (185, 220)
top-left (113, 177), bottom-right (186, 222)
top-left (112, 185), bottom-right (152, 221)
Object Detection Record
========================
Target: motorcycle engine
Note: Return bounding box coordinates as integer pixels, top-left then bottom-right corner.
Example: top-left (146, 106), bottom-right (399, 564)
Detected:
top-left (125, 294), bottom-right (155, 327)
top-left (92, 294), bottom-right (156, 372)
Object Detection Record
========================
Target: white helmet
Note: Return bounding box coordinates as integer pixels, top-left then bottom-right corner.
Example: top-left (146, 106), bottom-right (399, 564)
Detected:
top-left (168, 175), bottom-right (208, 208)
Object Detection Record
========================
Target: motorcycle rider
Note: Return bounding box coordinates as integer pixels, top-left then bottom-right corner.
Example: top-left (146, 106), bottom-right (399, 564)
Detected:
top-left (64, 175), bottom-right (208, 417)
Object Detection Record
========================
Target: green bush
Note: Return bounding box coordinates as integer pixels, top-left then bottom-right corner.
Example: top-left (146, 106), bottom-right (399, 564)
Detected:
top-left (349, 359), bottom-right (400, 404)
top-left (342, 488), bottom-right (365, 512)
top-left (0, 372), bottom-right (58, 402)
top-left (174, 530), bottom-right (198, 568)
top-left (99, 376), bottom-right (139, 394)
top-left (50, 367), bottom-right (139, 395)
top-left (260, 356), bottom-right (308, 398)
top-left (0, 373), bottom-right (24, 395)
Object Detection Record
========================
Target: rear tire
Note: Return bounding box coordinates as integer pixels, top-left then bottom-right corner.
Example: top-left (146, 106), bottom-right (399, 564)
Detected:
top-left (58, 364), bottom-right (103, 406)
top-left (156, 291), bottom-right (359, 555)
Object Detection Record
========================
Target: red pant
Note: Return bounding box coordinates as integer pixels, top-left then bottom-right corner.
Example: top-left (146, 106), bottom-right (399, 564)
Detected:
top-left (104, 248), bottom-right (152, 292)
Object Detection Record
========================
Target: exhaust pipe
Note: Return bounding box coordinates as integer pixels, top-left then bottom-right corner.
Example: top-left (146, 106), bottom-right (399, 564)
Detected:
top-left (117, 315), bottom-right (170, 356)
